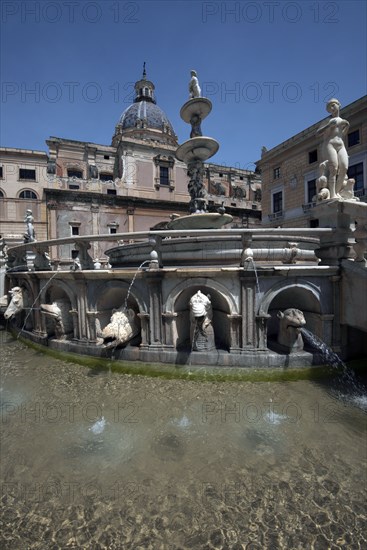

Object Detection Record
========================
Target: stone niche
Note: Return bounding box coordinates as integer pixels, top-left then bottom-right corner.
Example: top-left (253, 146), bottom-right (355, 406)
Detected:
top-left (173, 284), bottom-right (232, 352)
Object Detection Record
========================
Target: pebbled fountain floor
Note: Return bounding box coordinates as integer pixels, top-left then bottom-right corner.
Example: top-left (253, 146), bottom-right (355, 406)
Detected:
top-left (1, 331), bottom-right (366, 549)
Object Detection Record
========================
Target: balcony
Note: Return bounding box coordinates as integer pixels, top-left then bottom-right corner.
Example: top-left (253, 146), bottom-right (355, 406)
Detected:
top-left (268, 210), bottom-right (284, 221)
top-left (302, 201), bottom-right (317, 213)
top-left (355, 188), bottom-right (367, 201)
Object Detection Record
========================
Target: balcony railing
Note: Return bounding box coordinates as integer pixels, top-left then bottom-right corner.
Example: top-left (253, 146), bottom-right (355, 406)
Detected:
top-left (302, 201), bottom-right (317, 212)
top-left (268, 211), bottom-right (284, 221)
top-left (354, 188), bottom-right (366, 200)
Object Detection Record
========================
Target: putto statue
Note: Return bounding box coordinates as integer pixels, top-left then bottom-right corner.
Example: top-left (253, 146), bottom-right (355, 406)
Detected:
top-left (316, 98), bottom-right (357, 201)
top-left (189, 70), bottom-right (201, 99)
top-left (189, 290), bottom-right (215, 351)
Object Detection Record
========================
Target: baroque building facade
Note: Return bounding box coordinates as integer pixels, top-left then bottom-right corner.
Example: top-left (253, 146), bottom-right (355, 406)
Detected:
top-left (0, 69), bottom-right (261, 262)
top-left (257, 95), bottom-right (367, 228)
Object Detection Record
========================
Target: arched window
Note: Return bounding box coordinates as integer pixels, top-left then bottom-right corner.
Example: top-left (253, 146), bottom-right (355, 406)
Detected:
top-left (19, 190), bottom-right (37, 200)
top-left (0, 190), bottom-right (4, 198)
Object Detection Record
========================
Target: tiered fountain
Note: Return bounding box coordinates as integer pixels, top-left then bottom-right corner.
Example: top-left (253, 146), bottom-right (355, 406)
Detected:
top-left (1, 84), bottom-right (366, 372)
top-left (168, 70), bottom-right (233, 230)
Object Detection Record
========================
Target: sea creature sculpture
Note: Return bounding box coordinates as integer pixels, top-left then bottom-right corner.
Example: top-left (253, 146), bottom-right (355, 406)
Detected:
top-left (98, 307), bottom-right (139, 348)
top-left (4, 287), bottom-right (24, 319)
top-left (277, 308), bottom-right (306, 352)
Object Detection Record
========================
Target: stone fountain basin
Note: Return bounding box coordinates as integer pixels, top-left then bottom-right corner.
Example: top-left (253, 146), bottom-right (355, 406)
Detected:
top-left (179, 97), bottom-right (212, 123)
top-left (105, 235), bottom-right (319, 268)
top-left (176, 137), bottom-right (219, 162)
top-left (167, 213), bottom-right (233, 230)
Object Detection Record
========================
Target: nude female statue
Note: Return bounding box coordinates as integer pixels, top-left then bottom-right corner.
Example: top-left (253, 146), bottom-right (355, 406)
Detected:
top-left (316, 98), bottom-right (349, 199)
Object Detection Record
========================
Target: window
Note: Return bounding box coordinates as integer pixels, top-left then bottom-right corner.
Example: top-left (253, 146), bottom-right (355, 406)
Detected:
top-left (19, 190), bottom-right (37, 199)
top-left (219, 173), bottom-right (223, 178)
top-left (348, 162), bottom-right (364, 191)
top-left (107, 189), bottom-right (117, 195)
top-left (67, 169), bottom-right (83, 179)
top-left (239, 176), bottom-right (244, 181)
top-left (273, 167), bottom-right (280, 179)
top-left (310, 219), bottom-right (319, 228)
top-left (100, 173), bottom-right (113, 182)
top-left (103, 155), bottom-right (110, 160)
top-left (154, 154), bottom-right (174, 189)
top-left (0, 190), bottom-right (4, 198)
top-left (272, 191), bottom-right (283, 213)
top-left (0, 167), bottom-right (3, 178)
top-left (108, 222), bottom-right (119, 234)
top-left (308, 150), bottom-right (318, 164)
top-left (348, 130), bottom-right (360, 148)
top-left (71, 226), bottom-right (79, 236)
top-left (19, 168), bottom-right (36, 180)
top-left (307, 179), bottom-right (317, 203)
top-left (159, 166), bottom-right (169, 186)
top-left (68, 184), bottom-right (79, 190)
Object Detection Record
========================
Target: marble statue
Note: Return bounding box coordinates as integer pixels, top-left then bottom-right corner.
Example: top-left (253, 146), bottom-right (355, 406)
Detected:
top-left (4, 286), bottom-right (23, 319)
top-left (190, 114), bottom-right (202, 138)
top-left (189, 290), bottom-right (215, 351)
top-left (277, 308), bottom-right (306, 353)
top-left (316, 98), bottom-right (354, 201)
top-left (189, 70), bottom-right (201, 99)
top-left (97, 307), bottom-right (140, 348)
top-left (187, 161), bottom-right (206, 212)
top-left (24, 209), bottom-right (36, 243)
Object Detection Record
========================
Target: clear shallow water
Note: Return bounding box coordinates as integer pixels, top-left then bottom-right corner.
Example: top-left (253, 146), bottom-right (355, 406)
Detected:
top-left (0, 332), bottom-right (366, 549)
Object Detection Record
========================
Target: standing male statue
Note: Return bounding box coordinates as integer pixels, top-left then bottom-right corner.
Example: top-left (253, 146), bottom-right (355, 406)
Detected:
top-left (189, 70), bottom-right (201, 99)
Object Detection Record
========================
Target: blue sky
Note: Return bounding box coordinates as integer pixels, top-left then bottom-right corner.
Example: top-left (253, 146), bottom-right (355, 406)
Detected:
top-left (1, 0), bottom-right (366, 169)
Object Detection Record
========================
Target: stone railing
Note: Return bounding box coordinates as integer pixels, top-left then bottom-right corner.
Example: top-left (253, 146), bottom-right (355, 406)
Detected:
top-left (4, 227), bottom-right (337, 272)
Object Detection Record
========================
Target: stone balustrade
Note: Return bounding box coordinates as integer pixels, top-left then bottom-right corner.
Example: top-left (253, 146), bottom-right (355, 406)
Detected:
top-left (4, 227), bottom-right (336, 272)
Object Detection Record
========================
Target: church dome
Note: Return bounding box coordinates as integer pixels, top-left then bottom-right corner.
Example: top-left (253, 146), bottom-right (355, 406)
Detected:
top-left (118, 101), bottom-right (175, 135)
top-left (113, 65), bottom-right (177, 146)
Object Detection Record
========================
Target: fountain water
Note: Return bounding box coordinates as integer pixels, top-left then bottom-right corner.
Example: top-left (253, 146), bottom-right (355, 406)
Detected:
top-left (301, 327), bottom-right (363, 395)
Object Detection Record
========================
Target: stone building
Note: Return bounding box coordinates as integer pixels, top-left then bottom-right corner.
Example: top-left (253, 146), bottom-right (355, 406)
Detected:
top-left (0, 69), bottom-right (261, 261)
top-left (257, 95), bottom-right (367, 228)
top-left (0, 147), bottom-right (49, 246)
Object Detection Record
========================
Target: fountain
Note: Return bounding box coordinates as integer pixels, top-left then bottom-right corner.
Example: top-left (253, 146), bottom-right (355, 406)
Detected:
top-left (167, 70), bottom-right (233, 230)
top-left (1, 91), bottom-right (366, 373)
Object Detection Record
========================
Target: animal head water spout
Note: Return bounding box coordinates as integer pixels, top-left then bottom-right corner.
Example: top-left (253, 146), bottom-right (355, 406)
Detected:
top-left (4, 287), bottom-right (24, 319)
top-left (277, 308), bottom-right (306, 352)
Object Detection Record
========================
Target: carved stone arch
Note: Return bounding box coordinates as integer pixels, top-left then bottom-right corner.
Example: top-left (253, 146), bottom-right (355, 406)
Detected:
top-left (259, 280), bottom-right (322, 316)
top-left (259, 279), bottom-right (323, 344)
top-left (40, 279), bottom-right (77, 311)
top-left (39, 279), bottom-right (76, 339)
top-left (88, 279), bottom-right (147, 338)
top-left (164, 277), bottom-right (238, 351)
top-left (88, 279), bottom-right (147, 313)
top-left (164, 277), bottom-right (238, 315)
